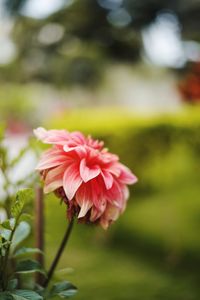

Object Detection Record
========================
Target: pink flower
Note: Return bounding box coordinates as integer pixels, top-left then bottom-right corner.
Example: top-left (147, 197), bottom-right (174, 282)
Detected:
top-left (34, 127), bottom-right (138, 229)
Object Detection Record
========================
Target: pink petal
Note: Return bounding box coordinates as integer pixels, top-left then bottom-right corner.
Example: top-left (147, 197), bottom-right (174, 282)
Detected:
top-left (78, 201), bottom-right (92, 218)
top-left (90, 207), bottom-right (103, 222)
top-left (100, 204), bottom-right (120, 229)
top-left (34, 127), bottom-right (69, 145)
top-left (44, 164), bottom-right (67, 193)
top-left (80, 158), bottom-right (100, 182)
top-left (87, 136), bottom-right (104, 150)
top-left (36, 154), bottom-right (69, 170)
top-left (101, 152), bottom-right (119, 163)
top-left (63, 145), bottom-right (87, 158)
top-left (101, 170), bottom-right (113, 190)
top-left (118, 164), bottom-right (138, 184)
top-left (33, 127), bottom-right (48, 140)
top-left (104, 204), bottom-right (120, 221)
top-left (76, 184), bottom-right (93, 218)
top-left (122, 185), bottom-right (130, 202)
top-left (108, 163), bottom-right (121, 177)
top-left (63, 163), bottom-right (82, 200)
top-left (105, 180), bottom-right (123, 209)
top-left (90, 178), bottom-right (107, 212)
top-left (70, 131), bottom-right (86, 144)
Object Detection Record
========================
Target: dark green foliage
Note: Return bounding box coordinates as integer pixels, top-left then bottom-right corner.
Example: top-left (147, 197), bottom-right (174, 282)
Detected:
top-left (0, 189), bottom-right (77, 299)
top-left (15, 259), bottom-right (46, 276)
top-left (47, 281), bottom-right (77, 299)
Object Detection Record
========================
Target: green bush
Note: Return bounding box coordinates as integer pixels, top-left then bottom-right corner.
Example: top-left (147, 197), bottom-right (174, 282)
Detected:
top-left (48, 107), bottom-right (200, 195)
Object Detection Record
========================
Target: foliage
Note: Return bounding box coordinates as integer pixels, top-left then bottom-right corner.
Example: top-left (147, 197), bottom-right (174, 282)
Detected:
top-left (3, 0), bottom-right (200, 85)
top-left (0, 130), bottom-right (77, 299)
top-left (0, 188), bottom-right (43, 298)
top-left (0, 188), bottom-right (77, 299)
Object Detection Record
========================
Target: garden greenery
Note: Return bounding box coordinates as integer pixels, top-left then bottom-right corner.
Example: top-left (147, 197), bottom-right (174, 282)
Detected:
top-left (0, 132), bottom-right (77, 300)
top-left (0, 187), bottom-right (77, 299)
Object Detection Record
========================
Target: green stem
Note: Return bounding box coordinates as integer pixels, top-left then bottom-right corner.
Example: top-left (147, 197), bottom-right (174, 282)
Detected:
top-left (43, 218), bottom-right (74, 288)
top-left (2, 217), bottom-right (19, 290)
top-left (2, 233), bottom-right (14, 290)
top-left (3, 169), bottom-right (12, 218)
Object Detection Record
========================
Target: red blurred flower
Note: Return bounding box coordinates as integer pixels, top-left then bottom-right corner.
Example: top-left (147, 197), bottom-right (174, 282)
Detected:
top-left (34, 127), bottom-right (137, 229)
top-left (178, 62), bottom-right (200, 103)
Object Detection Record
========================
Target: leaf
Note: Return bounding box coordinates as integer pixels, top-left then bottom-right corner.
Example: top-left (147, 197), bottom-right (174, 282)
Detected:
top-left (34, 284), bottom-right (45, 296)
top-left (14, 247), bottom-right (43, 258)
top-left (11, 289), bottom-right (43, 300)
top-left (48, 281), bottom-right (77, 299)
top-left (0, 291), bottom-right (13, 299)
top-left (19, 214), bottom-right (32, 223)
top-left (15, 259), bottom-right (46, 276)
top-left (58, 290), bottom-right (77, 298)
top-left (7, 278), bottom-right (18, 290)
top-left (10, 222), bottom-right (31, 253)
top-left (1, 218), bottom-right (16, 230)
top-left (11, 189), bottom-right (34, 219)
top-left (0, 227), bottom-right (11, 241)
top-left (55, 268), bottom-right (74, 276)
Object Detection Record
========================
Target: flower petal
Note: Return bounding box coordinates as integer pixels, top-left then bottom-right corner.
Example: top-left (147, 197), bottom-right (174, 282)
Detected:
top-left (105, 180), bottom-right (123, 209)
top-left (90, 207), bottom-right (103, 222)
top-left (36, 153), bottom-right (69, 170)
top-left (76, 184), bottom-right (93, 218)
top-left (101, 170), bottom-right (113, 190)
top-left (80, 158), bottom-right (100, 182)
top-left (34, 127), bottom-right (69, 145)
top-left (63, 163), bottom-right (82, 200)
top-left (100, 204), bottom-right (120, 229)
top-left (36, 146), bottom-right (73, 170)
top-left (118, 164), bottom-right (138, 184)
top-left (44, 164), bottom-right (67, 193)
top-left (108, 162), bottom-right (121, 177)
top-left (70, 131), bottom-right (86, 144)
top-left (78, 201), bottom-right (92, 218)
top-left (63, 145), bottom-right (87, 158)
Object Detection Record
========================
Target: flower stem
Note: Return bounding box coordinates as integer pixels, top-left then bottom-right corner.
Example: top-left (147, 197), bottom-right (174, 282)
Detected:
top-left (43, 218), bottom-right (74, 288)
top-left (35, 187), bottom-right (45, 285)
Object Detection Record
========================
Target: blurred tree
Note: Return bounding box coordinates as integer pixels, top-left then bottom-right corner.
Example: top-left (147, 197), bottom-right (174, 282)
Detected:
top-left (2, 0), bottom-right (200, 86)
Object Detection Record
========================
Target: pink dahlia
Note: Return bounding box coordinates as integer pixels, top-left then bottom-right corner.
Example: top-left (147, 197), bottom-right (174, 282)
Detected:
top-left (34, 127), bottom-right (138, 229)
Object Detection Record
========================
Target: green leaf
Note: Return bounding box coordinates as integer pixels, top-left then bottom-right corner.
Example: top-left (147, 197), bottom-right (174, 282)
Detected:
top-left (14, 247), bottom-right (43, 258)
top-left (15, 259), bottom-right (46, 276)
top-left (34, 284), bottom-right (44, 296)
top-left (11, 289), bottom-right (43, 300)
top-left (55, 268), bottom-right (74, 276)
top-left (1, 218), bottom-right (16, 230)
top-left (10, 222), bottom-right (31, 253)
top-left (0, 227), bottom-right (11, 241)
top-left (0, 291), bottom-right (13, 299)
top-left (48, 281), bottom-right (77, 299)
top-left (19, 214), bottom-right (32, 223)
top-left (11, 189), bottom-right (34, 218)
top-left (58, 290), bottom-right (77, 298)
top-left (7, 278), bottom-right (18, 290)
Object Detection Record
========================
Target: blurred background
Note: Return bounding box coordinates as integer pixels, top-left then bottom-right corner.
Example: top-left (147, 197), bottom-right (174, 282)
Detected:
top-left (0, 0), bottom-right (200, 299)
